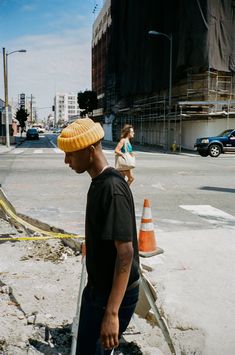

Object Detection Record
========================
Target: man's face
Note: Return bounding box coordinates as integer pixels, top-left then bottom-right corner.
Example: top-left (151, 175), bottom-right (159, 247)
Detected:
top-left (64, 147), bottom-right (91, 174)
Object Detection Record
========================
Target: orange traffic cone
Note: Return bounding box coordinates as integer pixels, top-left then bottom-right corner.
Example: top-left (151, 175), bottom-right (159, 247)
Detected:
top-left (138, 199), bottom-right (159, 257)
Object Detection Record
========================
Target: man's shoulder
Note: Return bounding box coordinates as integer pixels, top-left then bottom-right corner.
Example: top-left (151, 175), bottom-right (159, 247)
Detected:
top-left (102, 167), bottom-right (123, 181)
top-left (101, 168), bottom-right (130, 194)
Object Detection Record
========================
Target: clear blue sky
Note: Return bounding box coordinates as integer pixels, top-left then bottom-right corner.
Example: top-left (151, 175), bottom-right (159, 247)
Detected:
top-left (0, 0), bottom-right (102, 118)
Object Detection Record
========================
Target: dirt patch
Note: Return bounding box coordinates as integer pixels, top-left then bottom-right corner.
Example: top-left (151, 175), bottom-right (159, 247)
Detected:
top-left (20, 239), bottom-right (78, 264)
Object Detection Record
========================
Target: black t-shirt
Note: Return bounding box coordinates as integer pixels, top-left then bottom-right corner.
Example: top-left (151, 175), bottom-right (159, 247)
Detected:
top-left (85, 167), bottom-right (139, 292)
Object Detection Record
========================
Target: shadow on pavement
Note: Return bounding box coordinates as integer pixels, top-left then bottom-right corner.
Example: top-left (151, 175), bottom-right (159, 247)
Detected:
top-left (15, 135), bottom-right (56, 149)
top-left (200, 186), bottom-right (235, 193)
top-left (29, 323), bottom-right (72, 354)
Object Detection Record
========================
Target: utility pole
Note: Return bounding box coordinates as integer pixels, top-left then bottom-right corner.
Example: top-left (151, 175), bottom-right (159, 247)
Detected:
top-left (3, 48), bottom-right (10, 147)
top-left (2, 48), bottom-right (26, 147)
top-left (30, 94), bottom-right (33, 123)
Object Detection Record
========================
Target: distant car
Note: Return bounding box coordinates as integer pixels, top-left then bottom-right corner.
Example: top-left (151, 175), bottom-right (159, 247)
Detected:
top-left (37, 127), bottom-right (45, 134)
top-left (194, 129), bottom-right (235, 157)
top-left (53, 128), bottom-right (62, 134)
top-left (32, 125), bottom-right (45, 134)
top-left (26, 128), bottom-right (39, 140)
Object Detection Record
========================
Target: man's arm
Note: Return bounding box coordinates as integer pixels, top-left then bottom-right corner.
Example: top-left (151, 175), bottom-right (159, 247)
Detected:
top-left (115, 138), bottom-right (125, 156)
top-left (100, 240), bottom-right (134, 350)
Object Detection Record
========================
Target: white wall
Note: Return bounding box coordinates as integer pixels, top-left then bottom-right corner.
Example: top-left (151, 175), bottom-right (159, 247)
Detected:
top-left (103, 123), bottom-right (113, 141)
top-left (107, 117), bottom-right (235, 150)
top-left (182, 117), bottom-right (235, 149)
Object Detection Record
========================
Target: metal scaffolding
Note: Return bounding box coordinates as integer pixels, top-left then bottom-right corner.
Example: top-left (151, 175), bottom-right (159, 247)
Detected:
top-left (111, 69), bottom-right (235, 150)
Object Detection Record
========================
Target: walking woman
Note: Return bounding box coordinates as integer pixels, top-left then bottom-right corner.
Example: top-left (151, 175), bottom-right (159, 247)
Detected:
top-left (115, 124), bottom-right (135, 185)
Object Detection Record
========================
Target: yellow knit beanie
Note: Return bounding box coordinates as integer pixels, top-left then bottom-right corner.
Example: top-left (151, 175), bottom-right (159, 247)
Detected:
top-left (57, 118), bottom-right (104, 153)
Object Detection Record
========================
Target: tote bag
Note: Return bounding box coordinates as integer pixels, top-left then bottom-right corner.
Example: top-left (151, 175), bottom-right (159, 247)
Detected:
top-left (115, 152), bottom-right (135, 171)
top-left (115, 139), bottom-right (135, 171)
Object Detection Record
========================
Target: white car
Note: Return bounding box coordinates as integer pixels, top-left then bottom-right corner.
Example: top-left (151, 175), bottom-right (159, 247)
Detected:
top-left (37, 127), bottom-right (45, 133)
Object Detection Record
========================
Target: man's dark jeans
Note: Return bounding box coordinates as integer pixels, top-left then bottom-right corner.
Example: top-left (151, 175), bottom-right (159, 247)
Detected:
top-left (76, 283), bottom-right (139, 355)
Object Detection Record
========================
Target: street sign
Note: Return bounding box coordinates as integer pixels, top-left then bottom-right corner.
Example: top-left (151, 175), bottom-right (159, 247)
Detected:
top-left (19, 93), bottom-right (25, 109)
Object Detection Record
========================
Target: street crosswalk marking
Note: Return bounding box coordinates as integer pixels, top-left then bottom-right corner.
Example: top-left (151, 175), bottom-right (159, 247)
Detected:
top-left (5, 147), bottom-right (190, 157)
top-left (33, 149), bottom-right (43, 154)
top-left (12, 149), bottom-right (25, 154)
top-left (103, 149), bottom-right (114, 155)
top-left (53, 148), bottom-right (63, 154)
top-left (180, 205), bottom-right (235, 226)
top-left (6, 148), bottom-right (63, 155)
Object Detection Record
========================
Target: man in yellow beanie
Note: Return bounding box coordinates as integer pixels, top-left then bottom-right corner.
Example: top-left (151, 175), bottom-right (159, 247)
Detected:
top-left (58, 118), bottom-right (139, 355)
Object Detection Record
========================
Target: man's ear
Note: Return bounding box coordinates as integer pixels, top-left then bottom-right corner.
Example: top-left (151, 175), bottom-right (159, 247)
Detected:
top-left (89, 145), bottom-right (95, 156)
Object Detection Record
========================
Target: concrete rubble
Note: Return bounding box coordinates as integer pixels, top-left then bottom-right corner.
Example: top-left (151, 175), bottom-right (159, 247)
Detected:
top-left (0, 215), bottom-right (167, 355)
top-left (0, 209), bottom-right (208, 355)
top-left (0, 216), bottom-right (80, 354)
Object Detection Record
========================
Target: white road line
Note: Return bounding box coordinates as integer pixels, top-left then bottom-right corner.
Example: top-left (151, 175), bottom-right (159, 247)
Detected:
top-left (103, 149), bottom-right (115, 155)
top-left (180, 205), bottom-right (235, 226)
top-left (54, 148), bottom-right (63, 154)
top-left (151, 183), bottom-right (166, 190)
top-left (50, 140), bottom-right (57, 148)
top-left (33, 149), bottom-right (43, 154)
top-left (13, 149), bottom-right (24, 154)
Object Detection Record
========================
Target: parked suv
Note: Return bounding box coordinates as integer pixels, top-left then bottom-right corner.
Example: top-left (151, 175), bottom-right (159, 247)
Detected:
top-left (194, 129), bottom-right (235, 157)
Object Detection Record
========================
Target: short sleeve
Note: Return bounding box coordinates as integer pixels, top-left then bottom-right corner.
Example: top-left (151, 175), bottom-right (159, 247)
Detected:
top-left (102, 193), bottom-right (134, 242)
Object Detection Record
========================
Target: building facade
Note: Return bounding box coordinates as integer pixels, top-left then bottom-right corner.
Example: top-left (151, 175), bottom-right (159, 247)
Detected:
top-left (0, 98), bottom-right (15, 139)
top-left (92, 0), bottom-right (235, 150)
top-left (92, 0), bottom-right (112, 119)
top-left (54, 93), bottom-right (79, 125)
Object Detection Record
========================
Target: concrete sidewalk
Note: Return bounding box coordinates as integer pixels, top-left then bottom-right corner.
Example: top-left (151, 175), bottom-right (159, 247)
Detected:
top-left (0, 136), bottom-right (25, 154)
top-left (0, 144), bottom-right (16, 154)
top-left (103, 139), bottom-right (197, 156)
top-left (146, 227), bottom-right (235, 355)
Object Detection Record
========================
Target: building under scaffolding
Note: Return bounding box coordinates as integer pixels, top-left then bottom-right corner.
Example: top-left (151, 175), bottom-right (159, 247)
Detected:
top-left (92, 0), bottom-right (235, 150)
top-left (112, 69), bottom-right (235, 150)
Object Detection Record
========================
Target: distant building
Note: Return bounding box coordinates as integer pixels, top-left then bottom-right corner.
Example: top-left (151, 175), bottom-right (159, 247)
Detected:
top-left (54, 93), bottom-right (80, 124)
top-left (0, 98), bottom-right (14, 137)
top-left (47, 114), bottom-right (55, 129)
top-left (92, 0), bottom-right (111, 119)
top-left (0, 99), bottom-right (4, 112)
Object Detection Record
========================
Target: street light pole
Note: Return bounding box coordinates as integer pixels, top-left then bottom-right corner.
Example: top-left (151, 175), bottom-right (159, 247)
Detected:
top-left (148, 30), bottom-right (173, 151)
top-left (2, 48), bottom-right (26, 148)
top-left (2, 48), bottom-right (9, 147)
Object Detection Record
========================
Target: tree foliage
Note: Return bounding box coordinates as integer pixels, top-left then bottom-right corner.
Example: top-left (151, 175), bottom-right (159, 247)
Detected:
top-left (16, 108), bottom-right (29, 131)
top-left (77, 90), bottom-right (98, 117)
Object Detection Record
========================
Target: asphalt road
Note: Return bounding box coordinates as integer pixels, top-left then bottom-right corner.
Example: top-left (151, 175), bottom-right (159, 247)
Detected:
top-left (1, 133), bottom-right (235, 355)
top-left (0, 133), bottom-right (235, 235)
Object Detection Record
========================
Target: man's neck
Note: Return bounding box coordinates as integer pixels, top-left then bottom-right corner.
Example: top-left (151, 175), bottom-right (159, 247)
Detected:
top-left (87, 148), bottom-right (109, 179)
